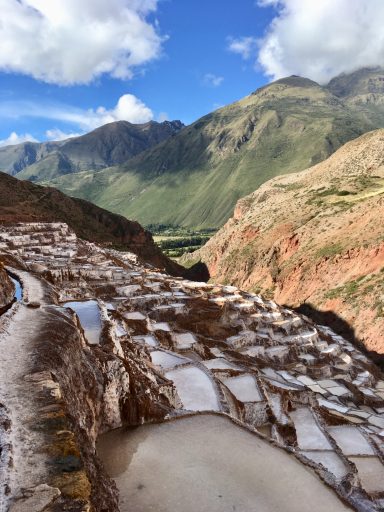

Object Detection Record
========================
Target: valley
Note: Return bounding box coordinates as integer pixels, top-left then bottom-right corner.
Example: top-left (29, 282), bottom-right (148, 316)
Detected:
top-left (3, 69), bottom-right (384, 231)
top-left (152, 226), bottom-right (216, 259)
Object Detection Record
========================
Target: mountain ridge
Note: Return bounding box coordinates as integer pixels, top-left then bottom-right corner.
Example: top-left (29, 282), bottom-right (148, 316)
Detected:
top-left (41, 69), bottom-right (384, 229)
top-left (0, 119), bottom-right (184, 180)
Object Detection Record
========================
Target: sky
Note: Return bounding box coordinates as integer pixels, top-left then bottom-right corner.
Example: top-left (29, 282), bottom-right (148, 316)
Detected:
top-left (0, 0), bottom-right (384, 146)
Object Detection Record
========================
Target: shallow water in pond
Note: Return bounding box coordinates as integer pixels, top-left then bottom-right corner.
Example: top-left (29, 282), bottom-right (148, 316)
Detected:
top-left (10, 277), bottom-right (22, 301)
top-left (64, 300), bottom-right (101, 344)
top-left (97, 415), bottom-right (351, 512)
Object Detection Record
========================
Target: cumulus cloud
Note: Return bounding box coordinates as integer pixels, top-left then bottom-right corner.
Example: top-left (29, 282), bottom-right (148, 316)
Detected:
top-left (202, 73), bottom-right (224, 87)
top-left (0, 131), bottom-right (38, 147)
top-left (0, 0), bottom-right (163, 85)
top-left (256, 0), bottom-right (384, 83)
top-left (0, 94), bottom-right (154, 132)
top-left (228, 37), bottom-right (258, 60)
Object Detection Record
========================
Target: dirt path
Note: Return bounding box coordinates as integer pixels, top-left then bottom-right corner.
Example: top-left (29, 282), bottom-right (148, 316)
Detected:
top-left (0, 269), bottom-right (54, 509)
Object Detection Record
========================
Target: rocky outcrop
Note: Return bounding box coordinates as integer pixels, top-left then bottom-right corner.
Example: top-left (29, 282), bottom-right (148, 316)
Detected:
top-left (29, 305), bottom-right (173, 511)
top-left (0, 263), bottom-right (14, 308)
top-left (185, 129), bottom-right (384, 354)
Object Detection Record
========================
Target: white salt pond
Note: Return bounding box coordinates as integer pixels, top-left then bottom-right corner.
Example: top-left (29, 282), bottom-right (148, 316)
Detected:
top-left (150, 350), bottom-right (189, 369)
top-left (97, 415), bottom-right (351, 512)
top-left (301, 451), bottom-right (348, 481)
top-left (291, 408), bottom-right (332, 450)
top-left (203, 358), bottom-right (241, 371)
top-left (349, 457), bottom-right (384, 493)
top-left (64, 300), bottom-right (102, 345)
top-left (165, 366), bottom-right (220, 411)
top-left (327, 426), bottom-right (375, 456)
top-left (223, 374), bottom-right (263, 402)
top-left (132, 335), bottom-right (158, 347)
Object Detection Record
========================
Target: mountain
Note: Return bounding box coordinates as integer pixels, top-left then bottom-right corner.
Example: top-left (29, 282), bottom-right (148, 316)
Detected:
top-left (327, 66), bottom-right (384, 103)
top-left (327, 66), bottom-right (384, 125)
top-left (0, 120), bottom-right (184, 180)
top-left (182, 129), bottom-right (384, 354)
top-left (43, 73), bottom-right (384, 230)
top-left (0, 171), bottom-right (189, 277)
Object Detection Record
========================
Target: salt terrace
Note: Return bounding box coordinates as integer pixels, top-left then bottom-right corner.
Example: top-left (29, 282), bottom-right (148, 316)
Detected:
top-left (2, 222), bottom-right (384, 511)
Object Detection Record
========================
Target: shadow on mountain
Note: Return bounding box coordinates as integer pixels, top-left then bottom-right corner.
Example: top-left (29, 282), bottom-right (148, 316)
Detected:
top-left (292, 302), bottom-right (384, 371)
top-left (183, 261), bottom-right (210, 282)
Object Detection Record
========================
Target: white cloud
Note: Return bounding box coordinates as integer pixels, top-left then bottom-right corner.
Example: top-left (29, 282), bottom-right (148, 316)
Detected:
top-left (0, 0), bottom-right (164, 85)
top-left (257, 0), bottom-right (384, 83)
top-left (91, 94), bottom-right (154, 128)
top-left (157, 112), bottom-right (169, 122)
top-left (45, 129), bottom-right (82, 141)
top-left (202, 73), bottom-right (224, 87)
top-left (228, 37), bottom-right (258, 60)
top-left (0, 93), bottom-right (154, 132)
top-left (0, 131), bottom-right (38, 147)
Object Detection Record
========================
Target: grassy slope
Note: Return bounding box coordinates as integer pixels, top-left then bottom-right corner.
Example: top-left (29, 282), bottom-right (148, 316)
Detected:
top-left (45, 78), bottom-right (381, 229)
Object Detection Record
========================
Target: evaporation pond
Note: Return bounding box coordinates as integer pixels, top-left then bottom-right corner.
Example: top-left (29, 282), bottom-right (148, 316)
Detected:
top-left (97, 415), bottom-right (351, 512)
top-left (64, 300), bottom-right (101, 345)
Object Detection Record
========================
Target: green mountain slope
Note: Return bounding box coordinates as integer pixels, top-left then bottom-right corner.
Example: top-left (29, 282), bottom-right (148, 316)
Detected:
top-left (0, 120), bottom-right (183, 180)
top-left (45, 74), bottom-right (384, 229)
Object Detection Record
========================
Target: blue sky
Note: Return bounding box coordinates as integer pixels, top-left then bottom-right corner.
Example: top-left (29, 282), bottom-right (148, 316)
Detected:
top-left (0, 0), bottom-right (383, 145)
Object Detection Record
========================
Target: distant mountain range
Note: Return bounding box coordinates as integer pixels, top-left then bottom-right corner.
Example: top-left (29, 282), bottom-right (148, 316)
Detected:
top-left (2, 67), bottom-right (384, 230)
top-left (184, 128), bottom-right (384, 355)
top-left (0, 120), bottom-right (184, 180)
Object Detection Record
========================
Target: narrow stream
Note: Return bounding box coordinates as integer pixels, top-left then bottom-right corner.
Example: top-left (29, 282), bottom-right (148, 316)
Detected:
top-left (10, 277), bottom-right (22, 302)
top-left (64, 300), bottom-right (102, 345)
top-left (97, 414), bottom-right (351, 512)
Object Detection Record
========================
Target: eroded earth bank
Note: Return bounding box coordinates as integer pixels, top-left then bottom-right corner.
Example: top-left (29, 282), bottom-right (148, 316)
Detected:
top-left (185, 129), bottom-right (384, 356)
top-left (0, 222), bottom-right (384, 511)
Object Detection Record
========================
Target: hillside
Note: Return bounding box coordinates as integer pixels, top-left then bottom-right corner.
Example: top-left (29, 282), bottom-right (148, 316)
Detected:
top-left (327, 66), bottom-right (384, 126)
top-left (0, 120), bottom-right (183, 180)
top-left (183, 129), bottom-right (384, 354)
top-left (44, 73), bottom-right (384, 229)
top-left (0, 171), bottom-right (187, 276)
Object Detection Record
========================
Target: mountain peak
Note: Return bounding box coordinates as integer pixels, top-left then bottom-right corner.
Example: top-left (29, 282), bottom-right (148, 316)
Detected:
top-left (251, 75), bottom-right (321, 96)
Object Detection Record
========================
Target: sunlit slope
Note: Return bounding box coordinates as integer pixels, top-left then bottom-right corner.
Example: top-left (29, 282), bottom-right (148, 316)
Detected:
top-left (46, 76), bottom-right (381, 228)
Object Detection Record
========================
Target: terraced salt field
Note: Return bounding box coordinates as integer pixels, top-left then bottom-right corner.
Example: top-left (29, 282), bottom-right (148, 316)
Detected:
top-left (1, 222), bottom-right (384, 511)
